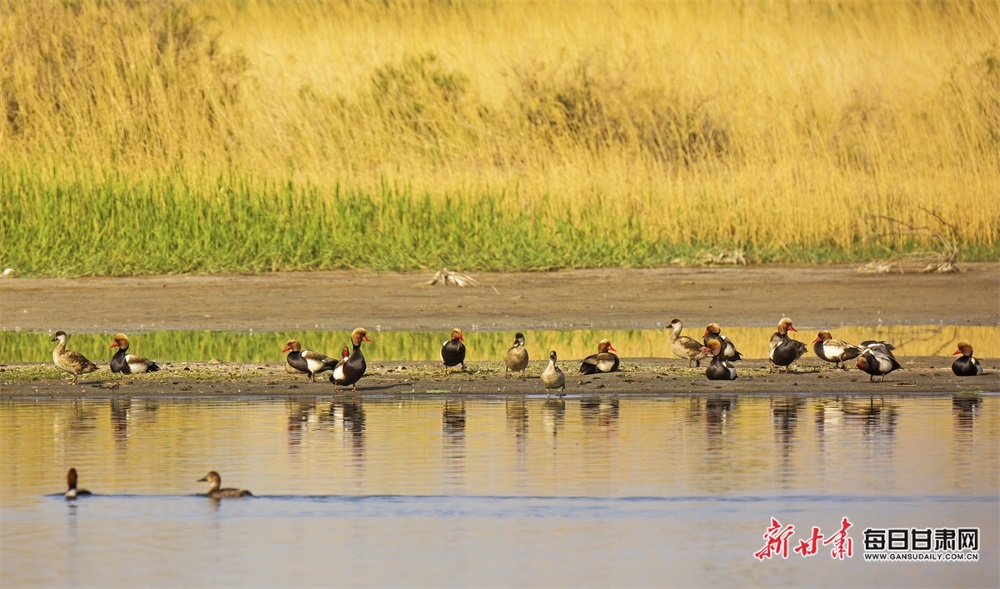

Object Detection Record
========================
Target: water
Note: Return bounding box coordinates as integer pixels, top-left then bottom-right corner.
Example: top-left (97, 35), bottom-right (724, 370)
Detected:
top-left (1, 394), bottom-right (997, 587)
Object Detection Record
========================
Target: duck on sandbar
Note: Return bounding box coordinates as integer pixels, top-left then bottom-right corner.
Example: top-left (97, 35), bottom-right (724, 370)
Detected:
top-left (812, 330), bottom-right (861, 369)
top-left (855, 342), bottom-right (902, 382)
top-left (580, 339), bottom-right (619, 374)
top-left (110, 333), bottom-right (160, 374)
top-left (504, 333), bottom-right (529, 378)
top-left (768, 318), bottom-right (808, 372)
top-left (330, 328), bottom-right (371, 394)
top-left (951, 341), bottom-right (983, 377)
top-left (703, 323), bottom-right (742, 362)
top-left (65, 468), bottom-right (92, 500)
top-left (198, 471), bottom-right (252, 498)
top-left (282, 339), bottom-right (338, 383)
top-left (541, 350), bottom-right (566, 396)
top-left (702, 339), bottom-right (737, 380)
top-left (441, 328), bottom-right (467, 371)
top-left (667, 319), bottom-right (710, 367)
top-left (51, 331), bottom-right (98, 384)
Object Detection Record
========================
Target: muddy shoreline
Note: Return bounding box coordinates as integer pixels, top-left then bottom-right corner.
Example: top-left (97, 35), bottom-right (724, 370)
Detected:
top-left (2, 265), bottom-right (997, 396)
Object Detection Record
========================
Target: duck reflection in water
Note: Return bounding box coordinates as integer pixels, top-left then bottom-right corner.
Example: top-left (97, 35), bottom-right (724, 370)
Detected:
top-left (579, 396), bottom-right (620, 430)
top-left (506, 398), bottom-right (529, 449)
top-left (110, 397), bottom-right (131, 450)
top-left (952, 394), bottom-right (981, 430)
top-left (704, 397), bottom-right (735, 438)
top-left (842, 397), bottom-right (897, 440)
top-left (442, 400), bottom-right (466, 478)
top-left (771, 397), bottom-right (805, 454)
top-left (331, 397), bottom-right (366, 455)
top-left (286, 397), bottom-right (317, 449)
top-left (542, 398), bottom-right (566, 438)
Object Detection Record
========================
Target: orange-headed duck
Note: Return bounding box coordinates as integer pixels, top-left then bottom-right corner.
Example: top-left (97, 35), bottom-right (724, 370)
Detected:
top-left (504, 333), bottom-right (529, 378)
top-left (703, 323), bottom-right (742, 362)
top-left (952, 341), bottom-right (983, 376)
top-left (701, 339), bottom-right (737, 380)
top-left (855, 342), bottom-right (901, 382)
top-left (441, 328), bottom-right (467, 370)
top-left (65, 468), bottom-right (92, 500)
top-left (580, 339), bottom-right (620, 374)
top-left (51, 331), bottom-right (98, 384)
top-left (198, 471), bottom-right (252, 498)
top-left (541, 350), bottom-right (566, 396)
top-left (768, 318), bottom-right (808, 372)
top-left (110, 333), bottom-right (160, 374)
top-left (812, 330), bottom-right (861, 369)
top-left (667, 319), bottom-right (710, 367)
top-left (330, 328), bottom-right (370, 393)
top-left (282, 339), bottom-right (338, 383)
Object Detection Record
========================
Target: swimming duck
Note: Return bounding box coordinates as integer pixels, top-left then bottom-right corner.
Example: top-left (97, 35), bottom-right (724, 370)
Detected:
top-left (951, 341), bottom-right (983, 376)
top-left (812, 330), bottom-right (861, 369)
top-left (768, 318), bottom-right (808, 372)
top-left (197, 471), bottom-right (252, 498)
top-left (282, 339), bottom-right (338, 383)
top-left (701, 339), bottom-right (737, 380)
top-left (51, 331), bottom-right (98, 384)
top-left (580, 339), bottom-right (619, 374)
top-left (65, 468), bottom-right (92, 500)
top-left (855, 342), bottom-right (902, 382)
top-left (330, 328), bottom-right (370, 393)
top-left (109, 333), bottom-right (160, 374)
top-left (504, 332), bottom-right (529, 378)
top-left (703, 323), bottom-right (742, 361)
top-left (441, 328), bottom-right (467, 370)
top-left (540, 350), bottom-right (566, 396)
top-left (667, 319), bottom-right (710, 367)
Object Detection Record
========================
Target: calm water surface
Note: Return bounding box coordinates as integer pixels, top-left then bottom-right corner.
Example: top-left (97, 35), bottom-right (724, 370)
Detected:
top-left (1, 394), bottom-right (997, 587)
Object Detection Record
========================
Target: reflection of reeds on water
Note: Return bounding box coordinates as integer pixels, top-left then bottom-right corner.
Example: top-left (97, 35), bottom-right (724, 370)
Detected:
top-left (2, 325), bottom-right (997, 364)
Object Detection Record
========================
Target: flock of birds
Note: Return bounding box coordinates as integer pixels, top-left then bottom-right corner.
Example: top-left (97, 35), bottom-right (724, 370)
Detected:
top-left (48, 318), bottom-right (985, 396)
top-left (62, 467), bottom-right (250, 501)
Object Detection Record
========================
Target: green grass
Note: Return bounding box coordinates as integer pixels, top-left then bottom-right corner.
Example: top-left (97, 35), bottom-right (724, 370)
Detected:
top-left (3, 170), bottom-right (995, 277)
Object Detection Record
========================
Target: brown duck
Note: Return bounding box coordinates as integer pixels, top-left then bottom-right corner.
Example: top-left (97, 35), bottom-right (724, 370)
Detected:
top-left (51, 331), bottom-right (98, 384)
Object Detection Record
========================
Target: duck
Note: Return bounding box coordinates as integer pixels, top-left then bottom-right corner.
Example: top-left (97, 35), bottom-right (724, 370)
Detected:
top-left (703, 323), bottom-right (742, 361)
top-left (951, 341), bottom-right (983, 376)
top-left (768, 318), bottom-right (808, 372)
top-left (64, 468), bottom-right (92, 500)
top-left (197, 471), bottom-right (252, 498)
top-left (51, 331), bottom-right (98, 384)
top-left (109, 333), bottom-right (160, 374)
top-left (579, 339), bottom-right (619, 374)
top-left (667, 319), bottom-right (710, 367)
top-left (282, 339), bottom-right (338, 383)
top-left (504, 332), bottom-right (529, 378)
top-left (812, 330), bottom-right (861, 369)
top-left (701, 339), bottom-right (737, 380)
top-left (540, 350), bottom-right (566, 396)
top-left (440, 328), bottom-right (466, 370)
top-left (330, 328), bottom-right (371, 393)
top-left (855, 342), bottom-right (902, 382)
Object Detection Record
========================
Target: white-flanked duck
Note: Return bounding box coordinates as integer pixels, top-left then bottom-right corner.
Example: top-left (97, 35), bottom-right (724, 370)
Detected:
top-left (504, 332), bottom-right (529, 378)
top-left (768, 318), bottom-right (808, 372)
top-left (701, 339), bottom-right (737, 381)
top-left (198, 471), bottom-right (252, 498)
top-left (703, 323), bottom-right (742, 361)
top-left (952, 341), bottom-right (983, 376)
top-left (667, 319), bottom-right (710, 367)
top-left (812, 330), bottom-right (861, 369)
top-left (580, 339), bottom-right (619, 374)
top-left (540, 350), bottom-right (565, 396)
top-left (51, 331), bottom-right (98, 384)
top-left (441, 328), bottom-right (467, 370)
top-left (65, 468), bottom-right (92, 500)
top-left (855, 342), bottom-right (901, 382)
top-left (282, 339), bottom-right (338, 383)
top-left (109, 333), bottom-right (160, 374)
top-left (330, 328), bottom-right (371, 393)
